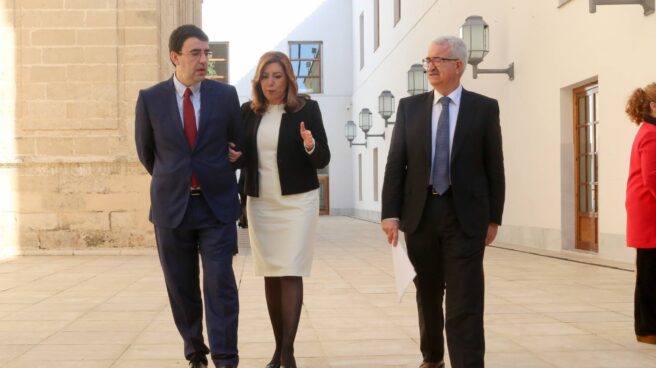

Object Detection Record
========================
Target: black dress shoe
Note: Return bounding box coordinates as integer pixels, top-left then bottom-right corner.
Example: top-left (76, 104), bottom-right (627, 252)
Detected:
top-left (265, 363), bottom-right (280, 368)
top-left (188, 352), bottom-right (208, 368)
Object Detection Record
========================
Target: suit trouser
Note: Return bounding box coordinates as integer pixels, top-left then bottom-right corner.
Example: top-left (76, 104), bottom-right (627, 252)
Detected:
top-left (155, 194), bottom-right (239, 366)
top-left (405, 191), bottom-right (485, 368)
top-left (635, 248), bottom-right (656, 336)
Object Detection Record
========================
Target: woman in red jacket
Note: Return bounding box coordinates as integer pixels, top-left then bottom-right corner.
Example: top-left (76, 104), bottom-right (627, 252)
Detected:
top-left (625, 82), bottom-right (656, 345)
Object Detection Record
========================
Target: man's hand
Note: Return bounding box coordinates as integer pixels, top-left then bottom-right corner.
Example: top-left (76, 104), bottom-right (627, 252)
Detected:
top-left (381, 218), bottom-right (400, 247)
top-left (485, 223), bottom-right (499, 246)
top-left (228, 142), bottom-right (241, 163)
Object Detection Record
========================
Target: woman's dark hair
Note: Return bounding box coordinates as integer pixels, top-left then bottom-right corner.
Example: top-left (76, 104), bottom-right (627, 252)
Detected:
top-left (626, 83), bottom-right (656, 124)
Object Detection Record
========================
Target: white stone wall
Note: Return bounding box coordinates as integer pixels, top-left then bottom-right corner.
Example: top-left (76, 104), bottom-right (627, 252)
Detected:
top-left (349, 0), bottom-right (656, 262)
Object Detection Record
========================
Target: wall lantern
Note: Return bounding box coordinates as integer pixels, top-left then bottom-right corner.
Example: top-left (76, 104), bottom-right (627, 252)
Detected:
top-left (359, 108), bottom-right (385, 140)
top-left (345, 63), bottom-right (427, 147)
top-left (378, 90), bottom-right (396, 127)
top-left (460, 15), bottom-right (514, 80)
top-left (589, 0), bottom-right (654, 15)
top-left (344, 120), bottom-right (366, 147)
top-left (407, 63), bottom-right (428, 95)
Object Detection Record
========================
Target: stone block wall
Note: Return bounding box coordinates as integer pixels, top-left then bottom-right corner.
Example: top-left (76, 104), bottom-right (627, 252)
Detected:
top-left (0, 0), bottom-right (202, 253)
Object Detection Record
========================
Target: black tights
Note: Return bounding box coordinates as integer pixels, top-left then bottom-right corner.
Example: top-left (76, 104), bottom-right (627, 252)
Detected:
top-left (636, 248), bottom-right (656, 335)
top-left (265, 276), bottom-right (303, 367)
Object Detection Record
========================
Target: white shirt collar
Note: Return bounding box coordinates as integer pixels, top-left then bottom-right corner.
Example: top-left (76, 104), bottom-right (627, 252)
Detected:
top-left (433, 84), bottom-right (463, 106)
top-left (173, 73), bottom-right (201, 97)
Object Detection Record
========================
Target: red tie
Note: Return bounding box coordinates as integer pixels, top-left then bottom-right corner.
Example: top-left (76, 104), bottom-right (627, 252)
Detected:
top-left (183, 88), bottom-right (199, 188)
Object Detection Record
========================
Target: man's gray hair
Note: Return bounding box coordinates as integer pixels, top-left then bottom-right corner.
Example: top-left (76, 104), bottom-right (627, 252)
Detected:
top-left (432, 36), bottom-right (468, 72)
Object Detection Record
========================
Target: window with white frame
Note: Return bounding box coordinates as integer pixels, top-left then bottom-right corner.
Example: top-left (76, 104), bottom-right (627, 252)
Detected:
top-left (394, 0), bottom-right (401, 25)
top-left (374, 0), bottom-right (380, 51)
top-left (359, 12), bottom-right (365, 69)
top-left (358, 154), bottom-right (363, 201)
top-left (373, 148), bottom-right (379, 202)
top-left (289, 41), bottom-right (322, 94)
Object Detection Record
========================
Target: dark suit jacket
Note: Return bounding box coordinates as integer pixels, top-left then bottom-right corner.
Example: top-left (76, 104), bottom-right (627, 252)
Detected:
top-left (240, 98), bottom-right (330, 197)
top-left (381, 89), bottom-right (505, 237)
top-left (135, 77), bottom-right (243, 228)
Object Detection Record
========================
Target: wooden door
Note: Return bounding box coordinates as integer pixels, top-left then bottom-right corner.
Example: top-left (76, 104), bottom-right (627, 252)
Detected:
top-left (318, 175), bottom-right (329, 215)
top-left (574, 83), bottom-right (599, 251)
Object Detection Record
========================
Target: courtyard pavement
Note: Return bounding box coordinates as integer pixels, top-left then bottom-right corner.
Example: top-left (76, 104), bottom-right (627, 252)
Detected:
top-left (0, 216), bottom-right (654, 367)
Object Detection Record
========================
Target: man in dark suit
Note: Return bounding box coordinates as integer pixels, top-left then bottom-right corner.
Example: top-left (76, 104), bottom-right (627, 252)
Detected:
top-left (135, 24), bottom-right (242, 368)
top-left (381, 36), bottom-right (505, 368)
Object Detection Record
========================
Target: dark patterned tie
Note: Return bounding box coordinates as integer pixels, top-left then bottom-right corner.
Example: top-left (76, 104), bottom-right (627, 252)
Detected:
top-left (183, 88), bottom-right (199, 188)
top-left (431, 96), bottom-right (451, 194)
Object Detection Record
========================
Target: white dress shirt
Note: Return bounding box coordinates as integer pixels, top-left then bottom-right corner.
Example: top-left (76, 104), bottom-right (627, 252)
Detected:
top-left (173, 74), bottom-right (201, 130)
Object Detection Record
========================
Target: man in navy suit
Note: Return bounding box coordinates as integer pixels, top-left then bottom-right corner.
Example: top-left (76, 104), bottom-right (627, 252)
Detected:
top-left (135, 24), bottom-right (242, 368)
top-left (382, 36), bottom-right (505, 368)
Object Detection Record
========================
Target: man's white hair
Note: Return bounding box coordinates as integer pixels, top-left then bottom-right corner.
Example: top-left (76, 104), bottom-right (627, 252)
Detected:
top-left (432, 36), bottom-right (468, 73)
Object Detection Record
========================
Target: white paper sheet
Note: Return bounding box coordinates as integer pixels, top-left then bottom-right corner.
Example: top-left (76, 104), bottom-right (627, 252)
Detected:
top-left (392, 244), bottom-right (416, 303)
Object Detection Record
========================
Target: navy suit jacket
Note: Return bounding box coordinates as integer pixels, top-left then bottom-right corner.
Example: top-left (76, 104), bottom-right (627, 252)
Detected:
top-left (135, 77), bottom-right (243, 228)
top-left (381, 88), bottom-right (505, 237)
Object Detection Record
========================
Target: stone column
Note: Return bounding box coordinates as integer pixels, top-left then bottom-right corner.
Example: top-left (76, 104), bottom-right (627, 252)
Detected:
top-left (0, 0), bottom-right (204, 253)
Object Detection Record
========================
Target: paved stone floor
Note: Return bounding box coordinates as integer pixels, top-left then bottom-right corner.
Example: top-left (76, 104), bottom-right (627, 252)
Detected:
top-left (0, 216), bottom-right (655, 367)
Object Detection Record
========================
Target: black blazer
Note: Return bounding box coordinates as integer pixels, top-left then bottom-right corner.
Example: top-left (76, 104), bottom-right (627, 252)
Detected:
top-left (135, 78), bottom-right (243, 228)
top-left (241, 98), bottom-right (330, 197)
top-left (381, 89), bottom-right (505, 237)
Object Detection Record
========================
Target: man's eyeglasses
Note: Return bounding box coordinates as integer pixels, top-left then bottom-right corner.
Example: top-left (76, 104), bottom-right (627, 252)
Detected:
top-left (180, 49), bottom-right (213, 59)
top-left (422, 57), bottom-right (458, 69)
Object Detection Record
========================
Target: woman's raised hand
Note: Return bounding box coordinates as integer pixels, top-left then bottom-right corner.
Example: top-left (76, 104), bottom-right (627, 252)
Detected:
top-left (300, 121), bottom-right (314, 151)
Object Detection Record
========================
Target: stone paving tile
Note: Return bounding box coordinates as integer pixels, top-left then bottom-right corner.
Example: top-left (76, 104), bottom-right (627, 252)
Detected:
top-left (485, 352), bottom-right (553, 368)
top-left (0, 216), bottom-right (655, 367)
top-left (16, 343), bottom-right (126, 360)
top-left (320, 339), bottom-right (418, 357)
top-left (119, 343), bottom-right (184, 360)
top-left (3, 360), bottom-right (114, 368)
top-left (0, 345), bottom-right (32, 365)
top-left (40, 331), bottom-right (140, 345)
top-left (511, 334), bottom-right (624, 352)
top-left (112, 360), bottom-right (187, 368)
top-left (327, 356), bottom-right (420, 367)
top-left (538, 350), bottom-right (656, 367)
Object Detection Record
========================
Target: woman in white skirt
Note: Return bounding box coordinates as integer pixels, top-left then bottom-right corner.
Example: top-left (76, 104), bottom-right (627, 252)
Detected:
top-left (236, 51), bottom-right (330, 368)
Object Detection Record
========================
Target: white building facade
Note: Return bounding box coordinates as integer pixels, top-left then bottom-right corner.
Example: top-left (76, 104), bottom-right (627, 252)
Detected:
top-left (206, 0), bottom-right (656, 263)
